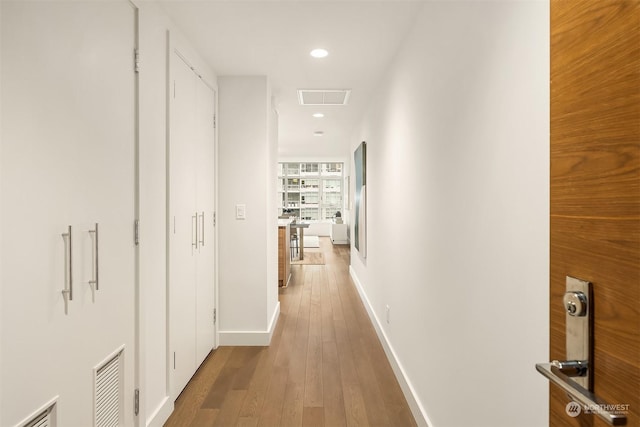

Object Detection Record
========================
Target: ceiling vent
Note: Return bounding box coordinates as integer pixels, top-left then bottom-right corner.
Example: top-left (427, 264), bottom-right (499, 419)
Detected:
top-left (297, 89), bottom-right (351, 106)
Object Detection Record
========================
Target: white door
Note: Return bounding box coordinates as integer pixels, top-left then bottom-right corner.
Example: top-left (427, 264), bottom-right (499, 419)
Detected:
top-left (195, 81), bottom-right (216, 365)
top-left (1, 2), bottom-right (138, 426)
top-left (169, 53), bottom-right (198, 398)
top-left (169, 51), bottom-right (216, 398)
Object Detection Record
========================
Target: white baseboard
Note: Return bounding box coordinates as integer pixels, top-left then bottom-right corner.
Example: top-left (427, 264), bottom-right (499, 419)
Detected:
top-left (349, 266), bottom-right (432, 427)
top-left (146, 396), bottom-right (172, 427)
top-left (218, 302), bottom-right (280, 346)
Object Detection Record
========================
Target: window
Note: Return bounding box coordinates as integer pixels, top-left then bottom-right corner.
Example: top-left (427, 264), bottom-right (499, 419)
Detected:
top-left (285, 163), bottom-right (299, 176)
top-left (287, 178), bottom-right (300, 192)
top-left (278, 162), bottom-right (344, 222)
top-left (321, 162), bottom-right (342, 176)
top-left (300, 178), bottom-right (319, 192)
top-left (300, 163), bottom-right (319, 175)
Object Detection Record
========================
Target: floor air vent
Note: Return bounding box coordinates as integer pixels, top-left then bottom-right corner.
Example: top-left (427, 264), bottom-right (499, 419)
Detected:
top-left (94, 348), bottom-right (124, 427)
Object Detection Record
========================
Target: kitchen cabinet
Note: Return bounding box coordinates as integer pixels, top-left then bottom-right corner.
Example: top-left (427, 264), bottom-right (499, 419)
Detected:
top-left (278, 220), bottom-right (292, 287)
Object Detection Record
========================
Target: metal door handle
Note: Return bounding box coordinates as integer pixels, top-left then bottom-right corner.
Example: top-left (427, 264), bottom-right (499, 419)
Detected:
top-left (192, 213), bottom-right (198, 249)
top-left (199, 212), bottom-right (205, 246)
top-left (536, 361), bottom-right (627, 425)
top-left (89, 223), bottom-right (99, 291)
top-left (61, 225), bottom-right (72, 314)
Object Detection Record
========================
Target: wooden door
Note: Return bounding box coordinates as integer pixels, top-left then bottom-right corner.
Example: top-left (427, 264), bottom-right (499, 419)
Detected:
top-left (169, 52), bottom-right (198, 399)
top-left (1, 1), bottom-right (137, 425)
top-left (550, 1), bottom-right (639, 425)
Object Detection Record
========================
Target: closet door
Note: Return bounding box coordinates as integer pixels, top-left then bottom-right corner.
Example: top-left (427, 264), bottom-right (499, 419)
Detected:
top-left (1, 2), bottom-right (137, 426)
top-left (195, 81), bottom-right (216, 365)
top-left (169, 53), bottom-right (198, 398)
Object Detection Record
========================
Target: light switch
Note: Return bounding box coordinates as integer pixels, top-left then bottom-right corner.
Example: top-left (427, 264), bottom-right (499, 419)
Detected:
top-left (236, 204), bottom-right (246, 220)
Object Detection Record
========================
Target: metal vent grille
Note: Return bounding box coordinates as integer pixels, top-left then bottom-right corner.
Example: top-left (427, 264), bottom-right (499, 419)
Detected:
top-left (28, 413), bottom-right (49, 427)
top-left (22, 401), bottom-right (56, 427)
top-left (25, 411), bottom-right (50, 427)
top-left (95, 350), bottom-right (123, 427)
top-left (297, 89), bottom-right (351, 105)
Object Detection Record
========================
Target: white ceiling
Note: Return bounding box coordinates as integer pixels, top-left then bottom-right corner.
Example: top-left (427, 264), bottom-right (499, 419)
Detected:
top-left (158, 1), bottom-right (424, 157)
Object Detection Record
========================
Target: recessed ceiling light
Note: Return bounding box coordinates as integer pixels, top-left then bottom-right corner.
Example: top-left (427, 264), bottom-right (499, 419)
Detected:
top-left (313, 113), bottom-right (325, 118)
top-left (310, 48), bottom-right (328, 58)
top-left (313, 131), bottom-right (324, 137)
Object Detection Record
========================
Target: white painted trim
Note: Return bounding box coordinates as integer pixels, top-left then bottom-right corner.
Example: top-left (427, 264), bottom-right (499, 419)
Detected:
top-left (267, 300), bottom-right (281, 343)
top-left (349, 266), bottom-right (433, 427)
top-left (146, 396), bottom-right (173, 427)
top-left (218, 301), bottom-right (280, 346)
top-left (213, 86), bottom-right (220, 351)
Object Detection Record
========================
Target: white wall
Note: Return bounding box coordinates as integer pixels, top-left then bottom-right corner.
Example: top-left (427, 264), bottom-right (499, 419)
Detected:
top-left (0, 1), bottom-right (4, 416)
top-left (267, 101), bottom-right (279, 326)
top-left (349, 2), bottom-right (549, 427)
top-left (218, 76), bottom-right (279, 344)
top-left (137, 3), bottom-right (216, 425)
top-left (279, 142), bottom-right (350, 159)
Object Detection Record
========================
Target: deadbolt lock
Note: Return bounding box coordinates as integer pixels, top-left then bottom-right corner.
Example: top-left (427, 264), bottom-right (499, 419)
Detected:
top-left (563, 291), bottom-right (588, 317)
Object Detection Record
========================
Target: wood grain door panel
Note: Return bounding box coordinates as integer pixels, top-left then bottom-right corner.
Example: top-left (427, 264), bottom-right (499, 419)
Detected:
top-left (550, 0), bottom-right (640, 426)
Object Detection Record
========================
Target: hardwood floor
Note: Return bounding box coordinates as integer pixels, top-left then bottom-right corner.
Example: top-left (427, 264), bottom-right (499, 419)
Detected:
top-left (165, 237), bottom-right (417, 427)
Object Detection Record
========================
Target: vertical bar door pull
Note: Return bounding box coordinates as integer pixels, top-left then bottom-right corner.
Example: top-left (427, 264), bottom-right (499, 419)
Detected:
top-left (61, 225), bottom-right (72, 314)
top-left (192, 213), bottom-right (198, 249)
top-left (89, 223), bottom-right (99, 291)
top-left (199, 212), bottom-right (205, 246)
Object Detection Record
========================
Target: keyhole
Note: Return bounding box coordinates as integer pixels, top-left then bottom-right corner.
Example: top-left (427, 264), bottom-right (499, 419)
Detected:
top-left (563, 291), bottom-right (588, 317)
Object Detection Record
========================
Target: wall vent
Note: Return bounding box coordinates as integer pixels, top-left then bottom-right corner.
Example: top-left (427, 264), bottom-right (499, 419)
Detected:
top-left (94, 348), bottom-right (124, 427)
top-left (297, 89), bottom-right (351, 106)
top-left (19, 399), bottom-right (57, 427)
top-left (25, 411), bottom-right (50, 427)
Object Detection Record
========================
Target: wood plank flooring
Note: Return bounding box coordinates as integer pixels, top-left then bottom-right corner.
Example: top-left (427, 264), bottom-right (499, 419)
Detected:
top-left (165, 238), bottom-right (416, 427)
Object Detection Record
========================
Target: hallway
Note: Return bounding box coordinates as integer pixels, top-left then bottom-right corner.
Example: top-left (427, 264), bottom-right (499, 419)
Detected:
top-left (165, 238), bottom-right (416, 427)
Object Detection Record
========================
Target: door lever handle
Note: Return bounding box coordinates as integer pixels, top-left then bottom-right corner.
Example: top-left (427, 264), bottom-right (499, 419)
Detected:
top-left (551, 359), bottom-right (588, 377)
top-left (535, 361), bottom-right (627, 426)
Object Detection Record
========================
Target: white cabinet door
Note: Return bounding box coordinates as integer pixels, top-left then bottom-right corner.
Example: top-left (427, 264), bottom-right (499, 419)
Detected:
top-left (169, 53), bottom-right (216, 397)
top-left (1, 2), bottom-right (137, 426)
top-left (169, 53), bottom-right (198, 399)
top-left (195, 80), bottom-right (216, 365)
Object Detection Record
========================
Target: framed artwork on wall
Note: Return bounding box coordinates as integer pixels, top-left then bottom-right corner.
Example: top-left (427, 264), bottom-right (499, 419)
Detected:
top-left (344, 176), bottom-right (350, 210)
top-left (354, 141), bottom-right (367, 257)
